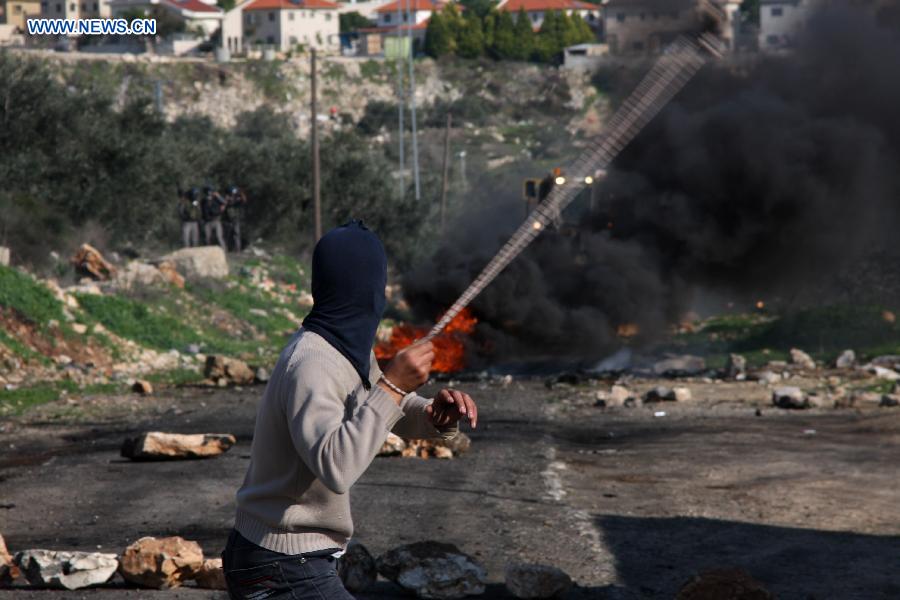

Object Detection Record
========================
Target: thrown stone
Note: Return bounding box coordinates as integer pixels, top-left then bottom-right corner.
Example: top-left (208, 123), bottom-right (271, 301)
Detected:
top-left (338, 541), bottom-right (377, 593)
top-left (835, 349), bottom-right (856, 369)
top-left (194, 558), bottom-right (226, 590)
top-left (376, 541), bottom-right (487, 599)
top-left (119, 536), bottom-right (203, 589)
top-left (132, 380), bottom-right (153, 395)
top-left (653, 355), bottom-right (706, 376)
top-left (204, 355), bottom-right (255, 385)
top-left (789, 348), bottom-right (816, 370)
top-left (379, 433), bottom-right (407, 456)
top-left (772, 387), bottom-right (808, 409)
top-left (121, 432), bottom-right (236, 460)
top-left (15, 550), bottom-right (118, 590)
top-left (676, 567), bottom-right (773, 600)
top-left (505, 563), bottom-right (572, 599)
top-left (725, 353), bottom-right (747, 379)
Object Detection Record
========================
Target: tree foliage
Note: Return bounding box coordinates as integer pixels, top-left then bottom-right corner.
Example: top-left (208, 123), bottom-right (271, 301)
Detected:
top-left (339, 11), bottom-right (371, 34)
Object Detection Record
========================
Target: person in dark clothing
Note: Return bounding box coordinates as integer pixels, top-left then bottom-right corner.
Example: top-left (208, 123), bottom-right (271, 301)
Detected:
top-left (224, 186), bottom-right (247, 252)
top-left (178, 187), bottom-right (202, 248)
top-left (201, 185), bottom-right (228, 249)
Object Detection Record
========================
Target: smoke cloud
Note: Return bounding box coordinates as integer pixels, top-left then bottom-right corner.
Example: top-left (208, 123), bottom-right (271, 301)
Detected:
top-left (404, 5), bottom-right (900, 366)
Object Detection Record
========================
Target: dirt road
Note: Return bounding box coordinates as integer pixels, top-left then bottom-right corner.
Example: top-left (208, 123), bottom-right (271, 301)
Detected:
top-left (1, 379), bottom-right (898, 599)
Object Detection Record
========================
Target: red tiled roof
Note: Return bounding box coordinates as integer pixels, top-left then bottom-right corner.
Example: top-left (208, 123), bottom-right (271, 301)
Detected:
top-left (499, 0), bottom-right (597, 11)
top-left (165, 0), bottom-right (222, 13)
top-left (245, 0), bottom-right (339, 10)
top-left (375, 0), bottom-right (443, 13)
top-left (357, 20), bottom-right (429, 31)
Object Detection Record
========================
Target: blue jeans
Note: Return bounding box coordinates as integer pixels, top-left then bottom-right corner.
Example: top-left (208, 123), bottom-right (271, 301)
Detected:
top-left (221, 529), bottom-right (354, 600)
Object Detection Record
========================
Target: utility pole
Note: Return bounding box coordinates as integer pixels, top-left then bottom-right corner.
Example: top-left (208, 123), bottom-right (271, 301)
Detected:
top-left (439, 113), bottom-right (452, 233)
top-left (406, 0), bottom-right (420, 200)
top-left (395, 1), bottom-right (405, 198)
top-left (311, 48), bottom-right (322, 242)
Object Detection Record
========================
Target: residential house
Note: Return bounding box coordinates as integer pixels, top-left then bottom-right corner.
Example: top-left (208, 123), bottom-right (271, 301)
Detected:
top-left (109, 0), bottom-right (223, 35)
top-left (498, 0), bottom-right (601, 31)
top-left (1, 0), bottom-right (41, 30)
top-left (352, 0), bottom-right (444, 56)
top-left (243, 0), bottom-right (340, 51)
top-left (603, 0), bottom-right (742, 54)
top-left (220, 0), bottom-right (253, 54)
top-left (757, 0), bottom-right (818, 51)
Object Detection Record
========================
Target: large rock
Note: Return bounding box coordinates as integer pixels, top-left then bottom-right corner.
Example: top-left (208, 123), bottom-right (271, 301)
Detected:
top-left (194, 558), bottom-right (226, 590)
top-left (725, 354), bottom-right (747, 379)
top-left (121, 432), bottom-right (236, 460)
top-left (505, 563), bottom-right (572, 599)
top-left (113, 262), bottom-right (166, 290)
top-left (653, 355), bottom-right (706, 376)
top-left (377, 541), bottom-right (487, 599)
top-left (156, 261), bottom-right (185, 288)
top-left (204, 355), bottom-right (255, 385)
top-left (772, 386), bottom-right (808, 409)
top-left (119, 536), bottom-right (203, 589)
top-left (15, 550), bottom-right (118, 590)
top-left (160, 246), bottom-right (228, 280)
top-left (338, 541), bottom-right (377, 593)
top-left (835, 349), bottom-right (856, 369)
top-left (789, 348), bottom-right (816, 370)
top-left (676, 567), bottom-right (773, 600)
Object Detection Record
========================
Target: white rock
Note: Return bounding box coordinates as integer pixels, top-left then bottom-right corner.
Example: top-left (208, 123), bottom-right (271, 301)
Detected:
top-left (772, 386), bottom-right (807, 409)
top-left (377, 541), bottom-right (487, 599)
top-left (113, 262), bottom-right (166, 290)
top-left (755, 371), bottom-right (781, 385)
top-left (0, 247), bottom-right (9, 267)
top-left (15, 550), bottom-right (118, 590)
top-left (378, 433), bottom-right (406, 456)
top-left (789, 348), bottom-right (816, 370)
top-left (505, 563), bottom-right (572, 599)
top-left (671, 386), bottom-right (692, 402)
top-left (71, 323), bottom-right (88, 335)
top-left (835, 349), bottom-right (856, 369)
top-left (160, 246), bottom-right (228, 280)
top-left (865, 365), bottom-right (900, 381)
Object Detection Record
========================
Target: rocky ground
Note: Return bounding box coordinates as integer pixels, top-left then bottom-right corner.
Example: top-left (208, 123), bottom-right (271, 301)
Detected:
top-left (1, 374), bottom-right (898, 599)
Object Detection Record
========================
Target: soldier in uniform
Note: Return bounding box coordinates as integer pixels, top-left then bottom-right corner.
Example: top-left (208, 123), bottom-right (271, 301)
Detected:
top-left (178, 187), bottom-right (202, 248)
top-left (224, 186), bottom-right (247, 253)
top-left (202, 185), bottom-right (228, 250)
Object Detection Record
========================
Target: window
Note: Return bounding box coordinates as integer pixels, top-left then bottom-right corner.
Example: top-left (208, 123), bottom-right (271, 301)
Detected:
top-left (55, 3), bottom-right (61, 12)
top-left (402, 11), bottom-right (407, 21)
top-left (69, 3), bottom-right (75, 10)
top-left (767, 34), bottom-right (779, 45)
top-left (384, 13), bottom-right (391, 22)
top-left (288, 10), bottom-right (293, 19)
top-left (266, 35), bottom-right (273, 43)
top-left (268, 10), bottom-right (274, 20)
top-left (771, 6), bottom-right (783, 16)
top-left (81, 3), bottom-right (86, 10)
top-left (289, 35), bottom-right (297, 43)
top-left (531, 12), bottom-right (538, 22)
top-left (92, 2), bottom-right (97, 8)
top-left (245, 13), bottom-right (252, 23)
top-left (14, 4), bottom-right (21, 12)
top-left (616, 12), bottom-right (624, 22)
top-left (632, 40), bottom-right (644, 51)
top-left (324, 12), bottom-right (330, 20)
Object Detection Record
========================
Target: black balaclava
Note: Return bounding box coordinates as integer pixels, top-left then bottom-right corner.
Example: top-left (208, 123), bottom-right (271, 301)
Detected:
top-left (302, 220), bottom-right (387, 388)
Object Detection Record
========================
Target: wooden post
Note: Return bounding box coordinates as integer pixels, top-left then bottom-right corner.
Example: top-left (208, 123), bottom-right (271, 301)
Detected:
top-left (439, 113), bottom-right (452, 233)
top-left (311, 48), bottom-right (322, 243)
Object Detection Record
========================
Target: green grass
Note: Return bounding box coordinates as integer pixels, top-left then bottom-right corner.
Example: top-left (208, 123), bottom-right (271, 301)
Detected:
top-left (189, 281), bottom-right (296, 338)
top-left (145, 367), bottom-right (204, 387)
top-left (76, 293), bottom-right (201, 351)
top-left (267, 254), bottom-right (310, 290)
top-left (0, 329), bottom-right (48, 364)
top-left (359, 60), bottom-right (384, 81)
top-left (0, 380), bottom-right (122, 416)
top-left (0, 265), bottom-right (66, 327)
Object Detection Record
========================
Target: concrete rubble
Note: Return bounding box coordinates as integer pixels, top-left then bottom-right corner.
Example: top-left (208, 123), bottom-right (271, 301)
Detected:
top-left (595, 384), bottom-right (637, 408)
top-left (376, 541), bottom-right (487, 599)
top-left (121, 431), bottom-right (236, 460)
top-left (194, 558), bottom-right (226, 590)
top-left (505, 563), bottom-right (572, 599)
top-left (676, 567), bottom-right (773, 600)
top-left (337, 541), bottom-right (377, 593)
top-left (119, 536), bottom-right (203, 589)
top-left (161, 246), bottom-right (229, 280)
top-left (204, 355), bottom-right (255, 386)
top-left (14, 549), bottom-right (118, 590)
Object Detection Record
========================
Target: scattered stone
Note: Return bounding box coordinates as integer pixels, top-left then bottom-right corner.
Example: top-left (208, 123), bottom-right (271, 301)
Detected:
top-left (772, 386), bottom-right (808, 409)
top-left (121, 432), bottom-right (236, 460)
top-left (846, 391), bottom-right (882, 408)
top-left (254, 367), bottom-right (270, 384)
top-left (603, 384), bottom-right (635, 408)
top-left (160, 246), bottom-right (228, 280)
top-left (338, 541), bottom-right (377, 593)
top-left (248, 308), bottom-right (269, 317)
top-left (0, 247), bottom-right (9, 267)
top-left (505, 563), bottom-right (572, 599)
top-left (0, 534), bottom-right (16, 586)
top-left (754, 371), bottom-right (781, 385)
top-left (835, 349), bottom-right (856, 369)
top-left (14, 550), bottom-right (118, 590)
top-left (71, 244), bottom-right (116, 280)
top-left (644, 386), bottom-right (672, 403)
top-left (671, 386), bottom-right (692, 402)
top-left (71, 323), bottom-right (88, 335)
top-left (725, 354), bottom-right (747, 379)
top-left (204, 355), bottom-right (255, 385)
top-left (789, 348), bottom-right (816, 370)
top-left (676, 567), bottom-right (773, 600)
top-left (433, 446), bottom-right (454, 459)
top-left (185, 344), bottom-right (201, 355)
top-left (869, 355), bottom-right (900, 370)
top-left (880, 394), bottom-right (900, 407)
top-left (114, 261), bottom-right (166, 290)
top-left (653, 355), bottom-right (706, 376)
top-left (54, 354), bottom-right (72, 366)
top-left (119, 536), bottom-right (203, 589)
top-left (864, 365), bottom-right (900, 381)
top-left (156, 261), bottom-right (185, 288)
top-left (376, 541), bottom-right (487, 599)
top-left (132, 380), bottom-right (153, 395)
top-left (441, 432), bottom-right (471, 455)
top-left (194, 558), bottom-right (226, 590)
top-left (379, 433), bottom-right (407, 456)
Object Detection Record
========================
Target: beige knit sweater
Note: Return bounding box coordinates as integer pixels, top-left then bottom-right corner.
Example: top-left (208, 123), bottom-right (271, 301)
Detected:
top-left (234, 328), bottom-right (456, 555)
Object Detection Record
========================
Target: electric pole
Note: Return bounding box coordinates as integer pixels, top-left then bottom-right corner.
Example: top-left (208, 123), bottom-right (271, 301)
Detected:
top-left (406, 0), bottom-right (420, 200)
top-left (396, 1), bottom-right (405, 198)
top-left (439, 113), bottom-right (452, 232)
top-left (311, 48), bottom-right (322, 242)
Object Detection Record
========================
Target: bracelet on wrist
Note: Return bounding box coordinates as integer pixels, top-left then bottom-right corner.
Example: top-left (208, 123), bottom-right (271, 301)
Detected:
top-left (379, 374), bottom-right (409, 396)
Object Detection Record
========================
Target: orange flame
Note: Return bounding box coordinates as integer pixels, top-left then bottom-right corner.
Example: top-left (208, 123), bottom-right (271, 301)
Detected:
top-left (375, 309), bottom-right (477, 373)
top-left (616, 323), bottom-right (639, 338)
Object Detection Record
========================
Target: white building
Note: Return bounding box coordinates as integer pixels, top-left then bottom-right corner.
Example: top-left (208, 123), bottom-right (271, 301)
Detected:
top-left (373, 0), bottom-right (444, 28)
top-left (758, 0), bottom-right (818, 51)
top-left (109, 0), bottom-right (223, 36)
top-left (243, 0), bottom-right (340, 51)
top-left (498, 0), bottom-right (601, 30)
top-left (221, 0), bottom-right (253, 54)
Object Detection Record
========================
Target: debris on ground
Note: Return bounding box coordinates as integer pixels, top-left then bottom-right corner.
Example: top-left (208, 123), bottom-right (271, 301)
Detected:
top-left (70, 244), bottom-right (116, 281)
top-left (643, 386), bottom-right (691, 403)
top-left (772, 386), bottom-right (808, 409)
top-left (338, 541), bottom-right (377, 593)
top-left (14, 549), bottom-right (118, 590)
top-left (379, 433), bottom-right (407, 456)
top-left (596, 384), bottom-right (637, 408)
top-left (193, 558), bottom-right (226, 590)
top-left (204, 355), bottom-right (255, 386)
top-left (113, 262), bottom-right (168, 291)
top-left (376, 541), bottom-right (487, 599)
top-left (675, 567), bottom-right (774, 600)
top-left (119, 536), bottom-right (203, 589)
top-left (120, 432), bottom-right (236, 460)
top-left (504, 562), bottom-right (572, 599)
top-left (131, 380), bottom-right (153, 395)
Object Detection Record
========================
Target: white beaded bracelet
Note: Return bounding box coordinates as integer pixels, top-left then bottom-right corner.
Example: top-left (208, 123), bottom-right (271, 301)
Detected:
top-left (379, 374), bottom-right (409, 396)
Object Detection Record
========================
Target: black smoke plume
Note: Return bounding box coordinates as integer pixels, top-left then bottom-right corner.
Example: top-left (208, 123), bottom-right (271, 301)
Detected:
top-left (404, 5), bottom-right (900, 366)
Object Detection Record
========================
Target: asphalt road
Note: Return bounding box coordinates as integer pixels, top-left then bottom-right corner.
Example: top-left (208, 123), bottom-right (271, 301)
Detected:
top-left (1, 378), bottom-right (898, 599)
